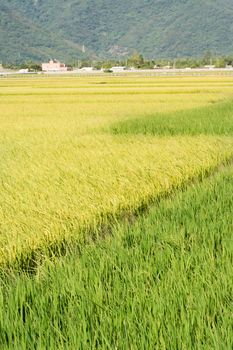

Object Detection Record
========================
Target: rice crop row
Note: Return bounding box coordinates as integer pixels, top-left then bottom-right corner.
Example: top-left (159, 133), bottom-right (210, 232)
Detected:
top-left (2, 133), bottom-right (232, 268)
top-left (0, 76), bottom-right (232, 133)
top-left (0, 76), bottom-right (233, 268)
top-left (111, 99), bottom-right (233, 136)
top-left (1, 164), bottom-right (232, 349)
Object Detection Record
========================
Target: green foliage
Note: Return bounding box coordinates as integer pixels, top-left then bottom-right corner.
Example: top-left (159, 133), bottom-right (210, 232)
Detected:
top-left (111, 100), bottom-right (233, 136)
top-left (215, 58), bottom-right (227, 68)
top-left (127, 53), bottom-right (144, 68)
top-left (0, 165), bottom-right (232, 349)
top-left (1, 0), bottom-right (233, 62)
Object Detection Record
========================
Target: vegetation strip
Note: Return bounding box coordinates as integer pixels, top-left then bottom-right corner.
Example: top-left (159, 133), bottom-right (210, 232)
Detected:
top-left (110, 99), bottom-right (233, 136)
top-left (0, 164), bottom-right (232, 349)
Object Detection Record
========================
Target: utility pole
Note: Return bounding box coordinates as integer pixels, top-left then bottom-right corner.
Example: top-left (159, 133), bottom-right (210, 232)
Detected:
top-left (173, 59), bottom-right (176, 69)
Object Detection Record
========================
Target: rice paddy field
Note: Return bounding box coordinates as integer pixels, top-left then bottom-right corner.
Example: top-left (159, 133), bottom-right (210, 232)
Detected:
top-left (0, 75), bottom-right (233, 348)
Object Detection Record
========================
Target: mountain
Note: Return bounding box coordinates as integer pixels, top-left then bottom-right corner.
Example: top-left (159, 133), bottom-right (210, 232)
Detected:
top-left (1, 0), bottom-right (233, 62)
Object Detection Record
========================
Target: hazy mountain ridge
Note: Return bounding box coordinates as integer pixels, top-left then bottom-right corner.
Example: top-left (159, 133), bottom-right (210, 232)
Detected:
top-left (1, 0), bottom-right (233, 62)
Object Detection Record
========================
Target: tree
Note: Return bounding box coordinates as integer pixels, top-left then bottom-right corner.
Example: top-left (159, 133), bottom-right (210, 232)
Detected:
top-left (128, 53), bottom-right (144, 68)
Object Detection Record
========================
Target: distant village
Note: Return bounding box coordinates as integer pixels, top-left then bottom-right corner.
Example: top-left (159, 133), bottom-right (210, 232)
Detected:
top-left (23, 59), bottom-right (233, 73)
top-left (40, 59), bottom-right (128, 73)
top-left (1, 57), bottom-right (233, 76)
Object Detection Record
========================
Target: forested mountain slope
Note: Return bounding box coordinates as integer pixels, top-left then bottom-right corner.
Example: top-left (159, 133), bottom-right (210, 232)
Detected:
top-left (1, 0), bottom-right (233, 62)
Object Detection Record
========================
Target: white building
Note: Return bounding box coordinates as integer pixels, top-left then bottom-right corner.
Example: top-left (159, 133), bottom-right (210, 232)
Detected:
top-left (111, 66), bottom-right (126, 72)
top-left (18, 69), bottom-right (29, 74)
top-left (204, 65), bottom-right (216, 70)
top-left (81, 67), bottom-right (95, 72)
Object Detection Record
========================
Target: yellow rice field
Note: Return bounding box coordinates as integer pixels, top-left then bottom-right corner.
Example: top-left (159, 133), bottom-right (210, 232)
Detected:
top-left (0, 75), bottom-right (233, 266)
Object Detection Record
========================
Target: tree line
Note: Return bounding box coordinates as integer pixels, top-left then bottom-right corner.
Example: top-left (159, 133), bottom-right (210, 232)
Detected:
top-left (3, 52), bottom-right (233, 71)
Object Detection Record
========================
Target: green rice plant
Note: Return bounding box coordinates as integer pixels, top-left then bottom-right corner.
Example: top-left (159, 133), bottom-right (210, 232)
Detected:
top-left (110, 99), bottom-right (233, 136)
top-left (1, 134), bottom-right (233, 268)
top-left (0, 165), bottom-right (232, 349)
top-left (0, 75), bottom-right (233, 267)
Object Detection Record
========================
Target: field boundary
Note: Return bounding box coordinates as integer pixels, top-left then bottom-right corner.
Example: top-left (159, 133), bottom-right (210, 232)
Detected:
top-left (2, 155), bottom-right (233, 276)
top-left (109, 98), bottom-right (233, 136)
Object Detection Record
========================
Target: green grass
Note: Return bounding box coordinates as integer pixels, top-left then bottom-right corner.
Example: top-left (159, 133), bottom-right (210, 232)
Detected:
top-left (111, 99), bottom-right (233, 136)
top-left (1, 165), bottom-right (232, 349)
